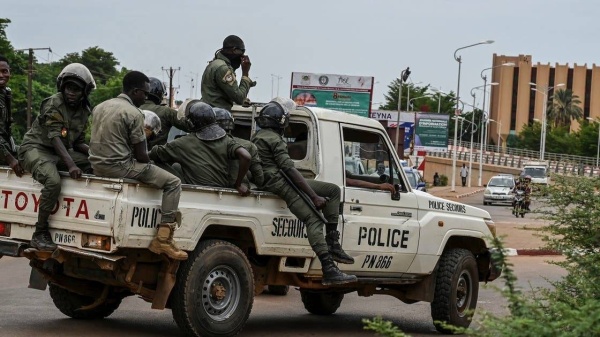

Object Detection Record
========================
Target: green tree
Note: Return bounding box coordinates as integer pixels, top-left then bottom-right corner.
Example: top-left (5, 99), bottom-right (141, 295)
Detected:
top-left (547, 89), bottom-right (583, 128)
top-left (58, 47), bottom-right (119, 85)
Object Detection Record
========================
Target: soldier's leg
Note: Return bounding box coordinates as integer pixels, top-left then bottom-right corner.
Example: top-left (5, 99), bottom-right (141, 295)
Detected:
top-left (126, 162), bottom-right (186, 260)
top-left (64, 150), bottom-right (92, 174)
top-left (306, 180), bottom-right (353, 264)
top-left (285, 190), bottom-right (356, 285)
top-left (23, 151), bottom-right (60, 251)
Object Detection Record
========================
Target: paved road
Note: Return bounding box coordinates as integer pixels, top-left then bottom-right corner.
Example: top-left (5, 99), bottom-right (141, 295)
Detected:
top-left (0, 196), bottom-right (564, 337)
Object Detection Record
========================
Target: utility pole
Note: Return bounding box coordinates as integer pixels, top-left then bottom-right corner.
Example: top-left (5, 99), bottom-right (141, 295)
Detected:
top-left (162, 67), bottom-right (180, 107)
top-left (16, 47), bottom-right (52, 129)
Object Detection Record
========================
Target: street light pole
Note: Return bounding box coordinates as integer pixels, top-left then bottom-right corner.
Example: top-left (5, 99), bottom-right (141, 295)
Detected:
top-left (587, 117), bottom-right (600, 167)
top-left (477, 62), bottom-right (514, 186)
top-left (451, 40), bottom-right (494, 192)
top-left (530, 82), bottom-right (564, 160)
top-left (394, 68), bottom-right (411, 155)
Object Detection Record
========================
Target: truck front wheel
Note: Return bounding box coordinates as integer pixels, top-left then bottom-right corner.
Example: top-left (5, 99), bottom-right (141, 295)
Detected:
top-left (300, 290), bottom-right (344, 315)
top-left (171, 239), bottom-right (254, 337)
top-left (48, 283), bottom-right (121, 319)
top-left (431, 248), bottom-right (479, 334)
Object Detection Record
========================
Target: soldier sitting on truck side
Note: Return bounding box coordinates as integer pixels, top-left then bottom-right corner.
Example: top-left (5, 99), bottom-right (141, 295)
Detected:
top-left (18, 63), bottom-right (96, 251)
top-left (139, 77), bottom-right (191, 148)
top-left (89, 71), bottom-right (187, 261)
top-left (252, 98), bottom-right (357, 286)
top-left (213, 107), bottom-right (263, 188)
top-left (149, 102), bottom-right (251, 196)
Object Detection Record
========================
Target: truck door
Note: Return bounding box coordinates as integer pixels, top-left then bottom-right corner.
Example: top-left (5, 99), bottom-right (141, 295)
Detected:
top-left (338, 125), bottom-right (420, 277)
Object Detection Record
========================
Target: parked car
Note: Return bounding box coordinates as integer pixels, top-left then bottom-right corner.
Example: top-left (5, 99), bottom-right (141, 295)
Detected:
top-left (483, 174), bottom-right (515, 205)
top-left (404, 167), bottom-right (427, 192)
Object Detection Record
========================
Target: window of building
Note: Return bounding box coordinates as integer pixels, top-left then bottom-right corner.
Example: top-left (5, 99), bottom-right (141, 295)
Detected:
top-left (585, 69), bottom-right (592, 118)
top-left (529, 67), bottom-right (537, 122)
top-left (510, 67), bottom-right (519, 130)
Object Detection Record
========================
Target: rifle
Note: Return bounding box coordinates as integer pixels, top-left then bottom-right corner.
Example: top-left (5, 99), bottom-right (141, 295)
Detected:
top-left (279, 169), bottom-right (328, 223)
top-left (2, 88), bottom-right (16, 153)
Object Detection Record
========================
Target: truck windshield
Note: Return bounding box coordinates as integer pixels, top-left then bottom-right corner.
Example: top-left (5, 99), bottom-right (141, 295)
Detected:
top-left (523, 167), bottom-right (546, 178)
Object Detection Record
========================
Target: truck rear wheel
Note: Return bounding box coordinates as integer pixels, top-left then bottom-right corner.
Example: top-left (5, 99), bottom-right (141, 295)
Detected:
top-left (431, 248), bottom-right (479, 334)
top-left (300, 290), bottom-right (344, 315)
top-left (171, 239), bottom-right (254, 337)
top-left (48, 283), bottom-right (121, 319)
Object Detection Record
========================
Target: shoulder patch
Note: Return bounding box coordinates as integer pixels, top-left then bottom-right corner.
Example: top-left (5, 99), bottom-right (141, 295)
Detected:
top-left (222, 69), bottom-right (236, 85)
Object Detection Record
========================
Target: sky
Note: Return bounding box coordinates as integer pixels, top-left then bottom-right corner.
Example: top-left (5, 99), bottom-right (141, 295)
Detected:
top-left (3, 0), bottom-right (599, 110)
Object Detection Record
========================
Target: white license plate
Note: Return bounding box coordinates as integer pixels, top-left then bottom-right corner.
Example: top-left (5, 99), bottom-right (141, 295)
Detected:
top-left (50, 230), bottom-right (81, 247)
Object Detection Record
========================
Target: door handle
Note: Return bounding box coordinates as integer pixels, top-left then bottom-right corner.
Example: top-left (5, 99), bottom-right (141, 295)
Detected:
top-left (350, 205), bottom-right (362, 212)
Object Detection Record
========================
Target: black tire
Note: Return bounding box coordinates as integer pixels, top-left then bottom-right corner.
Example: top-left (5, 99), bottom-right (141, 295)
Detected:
top-left (431, 248), bottom-right (479, 334)
top-left (171, 239), bottom-right (254, 337)
top-left (300, 290), bottom-right (344, 315)
top-left (48, 283), bottom-right (121, 319)
top-left (267, 285), bottom-right (289, 296)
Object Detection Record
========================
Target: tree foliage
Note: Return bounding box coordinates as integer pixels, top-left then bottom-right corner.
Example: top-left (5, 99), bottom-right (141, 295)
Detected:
top-left (547, 89), bottom-right (583, 128)
top-left (0, 18), bottom-right (123, 142)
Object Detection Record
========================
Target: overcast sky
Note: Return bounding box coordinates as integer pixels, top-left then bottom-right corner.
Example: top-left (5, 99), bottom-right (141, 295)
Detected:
top-left (4, 0), bottom-right (599, 109)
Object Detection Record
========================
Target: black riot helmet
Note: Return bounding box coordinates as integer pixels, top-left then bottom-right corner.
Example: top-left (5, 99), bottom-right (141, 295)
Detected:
top-left (56, 63), bottom-right (96, 97)
top-left (214, 107), bottom-right (235, 132)
top-left (148, 77), bottom-right (166, 104)
top-left (187, 102), bottom-right (226, 140)
top-left (255, 101), bottom-right (290, 130)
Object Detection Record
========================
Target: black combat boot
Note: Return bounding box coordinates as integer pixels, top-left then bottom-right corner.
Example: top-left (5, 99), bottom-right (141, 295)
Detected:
top-left (325, 224), bottom-right (354, 264)
top-left (30, 222), bottom-right (57, 251)
top-left (318, 253), bottom-right (357, 286)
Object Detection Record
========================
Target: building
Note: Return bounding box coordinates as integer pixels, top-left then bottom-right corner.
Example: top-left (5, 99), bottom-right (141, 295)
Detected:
top-left (489, 54), bottom-right (600, 146)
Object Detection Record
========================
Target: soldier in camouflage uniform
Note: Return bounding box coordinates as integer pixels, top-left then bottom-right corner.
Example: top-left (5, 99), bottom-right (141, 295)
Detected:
top-left (213, 107), bottom-right (263, 188)
top-left (252, 98), bottom-right (357, 286)
top-left (18, 63), bottom-right (96, 251)
top-left (0, 55), bottom-right (24, 176)
top-left (89, 71), bottom-right (187, 261)
top-left (200, 35), bottom-right (256, 110)
top-left (150, 102), bottom-right (251, 195)
top-left (139, 77), bottom-right (190, 148)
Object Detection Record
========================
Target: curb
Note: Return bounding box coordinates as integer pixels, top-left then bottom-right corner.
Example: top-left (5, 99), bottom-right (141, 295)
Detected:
top-left (503, 248), bottom-right (562, 256)
top-left (456, 188), bottom-right (485, 199)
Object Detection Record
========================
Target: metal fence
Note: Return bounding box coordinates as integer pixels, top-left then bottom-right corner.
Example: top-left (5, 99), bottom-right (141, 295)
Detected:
top-left (429, 140), bottom-right (600, 177)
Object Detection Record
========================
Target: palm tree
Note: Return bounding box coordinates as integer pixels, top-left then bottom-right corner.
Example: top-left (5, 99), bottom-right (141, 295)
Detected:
top-left (546, 89), bottom-right (583, 128)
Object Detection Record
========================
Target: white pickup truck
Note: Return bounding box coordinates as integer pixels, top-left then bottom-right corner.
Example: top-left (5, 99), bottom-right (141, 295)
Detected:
top-left (0, 105), bottom-right (500, 336)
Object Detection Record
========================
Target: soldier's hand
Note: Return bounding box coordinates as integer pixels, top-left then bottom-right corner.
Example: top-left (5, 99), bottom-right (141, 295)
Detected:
top-left (242, 98), bottom-right (252, 107)
top-left (9, 159), bottom-right (24, 177)
top-left (312, 195), bottom-right (327, 210)
top-left (236, 184), bottom-right (250, 197)
top-left (68, 166), bottom-right (83, 179)
top-left (241, 55), bottom-right (251, 75)
top-left (379, 183), bottom-right (396, 193)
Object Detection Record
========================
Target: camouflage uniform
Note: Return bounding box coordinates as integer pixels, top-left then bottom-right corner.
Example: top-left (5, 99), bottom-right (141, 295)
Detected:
top-left (18, 93), bottom-right (91, 219)
top-left (89, 94), bottom-right (181, 223)
top-left (0, 88), bottom-right (16, 163)
top-left (227, 135), bottom-right (263, 188)
top-left (200, 52), bottom-right (255, 110)
top-left (252, 128), bottom-right (340, 255)
top-left (139, 100), bottom-right (190, 148)
top-left (150, 132), bottom-right (242, 186)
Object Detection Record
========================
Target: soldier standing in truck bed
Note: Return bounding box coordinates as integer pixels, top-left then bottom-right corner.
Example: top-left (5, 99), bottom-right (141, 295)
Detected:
top-left (200, 35), bottom-right (256, 110)
top-left (0, 55), bottom-right (23, 177)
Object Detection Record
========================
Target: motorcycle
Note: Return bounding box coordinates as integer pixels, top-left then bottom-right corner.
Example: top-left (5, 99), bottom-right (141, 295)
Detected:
top-left (512, 190), bottom-right (526, 218)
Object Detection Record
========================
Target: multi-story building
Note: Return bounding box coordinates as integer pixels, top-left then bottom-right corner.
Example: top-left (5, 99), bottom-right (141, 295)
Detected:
top-left (489, 54), bottom-right (600, 146)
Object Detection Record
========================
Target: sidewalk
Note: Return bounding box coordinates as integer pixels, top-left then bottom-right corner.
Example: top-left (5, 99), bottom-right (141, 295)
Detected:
top-left (427, 185), bottom-right (558, 256)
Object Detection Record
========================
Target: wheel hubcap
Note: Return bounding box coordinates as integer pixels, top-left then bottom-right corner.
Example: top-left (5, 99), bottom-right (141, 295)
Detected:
top-left (455, 271), bottom-right (472, 317)
top-left (200, 265), bottom-right (241, 321)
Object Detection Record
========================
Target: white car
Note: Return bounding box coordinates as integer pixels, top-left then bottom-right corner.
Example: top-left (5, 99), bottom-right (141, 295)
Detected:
top-left (483, 175), bottom-right (515, 205)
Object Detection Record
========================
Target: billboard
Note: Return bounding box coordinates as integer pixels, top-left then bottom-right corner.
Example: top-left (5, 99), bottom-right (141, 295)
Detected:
top-left (370, 110), bottom-right (449, 152)
top-left (290, 72), bottom-right (374, 117)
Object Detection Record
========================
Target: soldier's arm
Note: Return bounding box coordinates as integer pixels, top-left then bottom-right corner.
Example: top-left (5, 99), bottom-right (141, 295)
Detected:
top-left (162, 106), bottom-right (191, 132)
top-left (248, 145), bottom-right (264, 187)
top-left (0, 146), bottom-right (23, 177)
top-left (129, 111), bottom-right (149, 163)
top-left (43, 106), bottom-right (82, 179)
top-left (215, 65), bottom-right (254, 105)
top-left (227, 138), bottom-right (250, 196)
top-left (148, 141), bottom-right (179, 165)
top-left (72, 122), bottom-right (89, 155)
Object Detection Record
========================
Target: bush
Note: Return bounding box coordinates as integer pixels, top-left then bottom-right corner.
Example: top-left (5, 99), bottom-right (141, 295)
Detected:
top-left (440, 174), bottom-right (448, 186)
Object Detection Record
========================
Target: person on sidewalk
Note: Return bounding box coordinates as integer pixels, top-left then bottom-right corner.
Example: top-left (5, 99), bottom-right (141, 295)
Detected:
top-left (460, 163), bottom-right (468, 187)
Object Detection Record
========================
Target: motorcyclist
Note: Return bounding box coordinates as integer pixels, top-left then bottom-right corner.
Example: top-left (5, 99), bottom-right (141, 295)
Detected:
top-left (512, 176), bottom-right (532, 211)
